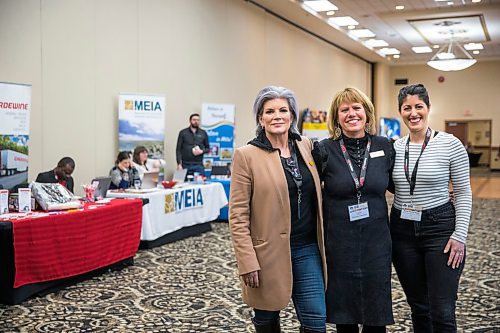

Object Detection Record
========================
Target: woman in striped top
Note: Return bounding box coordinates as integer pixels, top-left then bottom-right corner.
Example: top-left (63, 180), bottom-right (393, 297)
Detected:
top-left (390, 84), bottom-right (472, 333)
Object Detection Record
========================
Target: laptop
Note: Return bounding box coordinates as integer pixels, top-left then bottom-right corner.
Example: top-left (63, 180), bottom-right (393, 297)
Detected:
top-left (142, 171), bottom-right (159, 189)
top-left (91, 177), bottom-right (112, 199)
top-left (172, 168), bottom-right (188, 184)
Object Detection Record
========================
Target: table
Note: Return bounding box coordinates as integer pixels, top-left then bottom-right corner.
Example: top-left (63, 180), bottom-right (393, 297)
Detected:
top-left (0, 198), bottom-right (143, 305)
top-left (107, 182), bottom-right (228, 248)
top-left (206, 178), bottom-right (230, 221)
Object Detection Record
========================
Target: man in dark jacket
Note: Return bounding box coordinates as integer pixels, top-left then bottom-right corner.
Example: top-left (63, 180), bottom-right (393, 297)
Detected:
top-left (176, 113), bottom-right (209, 178)
top-left (35, 157), bottom-right (75, 193)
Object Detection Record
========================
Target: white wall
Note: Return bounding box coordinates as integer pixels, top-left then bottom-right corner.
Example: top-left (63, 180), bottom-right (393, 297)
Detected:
top-left (0, 0), bottom-right (371, 194)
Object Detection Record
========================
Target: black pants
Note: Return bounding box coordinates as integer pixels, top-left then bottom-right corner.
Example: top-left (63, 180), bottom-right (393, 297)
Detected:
top-left (390, 202), bottom-right (464, 333)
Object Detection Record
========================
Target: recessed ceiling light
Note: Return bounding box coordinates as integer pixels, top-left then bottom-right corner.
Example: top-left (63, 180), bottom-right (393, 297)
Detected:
top-left (379, 47), bottom-right (400, 55)
top-left (433, 44), bottom-right (440, 49)
top-left (393, 54), bottom-right (400, 59)
top-left (472, 0), bottom-right (481, 2)
top-left (364, 39), bottom-right (389, 48)
top-left (447, 1), bottom-right (453, 5)
top-left (395, 5), bottom-right (404, 10)
top-left (464, 43), bottom-right (484, 50)
top-left (412, 46), bottom-right (433, 53)
top-left (436, 52), bottom-right (455, 60)
top-left (328, 16), bottom-right (359, 26)
top-left (473, 50), bottom-right (480, 54)
top-left (349, 29), bottom-right (376, 38)
top-left (347, 25), bottom-right (356, 30)
top-left (326, 10), bottom-right (336, 16)
top-left (434, 0), bottom-right (448, 2)
top-left (303, 1), bottom-right (338, 12)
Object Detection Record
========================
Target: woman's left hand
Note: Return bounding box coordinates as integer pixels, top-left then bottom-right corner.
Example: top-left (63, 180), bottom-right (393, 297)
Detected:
top-left (444, 238), bottom-right (465, 269)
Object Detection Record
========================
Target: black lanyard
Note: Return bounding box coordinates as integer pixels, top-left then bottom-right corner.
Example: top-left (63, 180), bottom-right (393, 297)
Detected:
top-left (281, 142), bottom-right (303, 219)
top-left (404, 127), bottom-right (432, 196)
top-left (339, 135), bottom-right (371, 203)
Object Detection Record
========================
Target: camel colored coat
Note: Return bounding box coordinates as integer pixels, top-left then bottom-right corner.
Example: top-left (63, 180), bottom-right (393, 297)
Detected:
top-left (229, 135), bottom-right (326, 311)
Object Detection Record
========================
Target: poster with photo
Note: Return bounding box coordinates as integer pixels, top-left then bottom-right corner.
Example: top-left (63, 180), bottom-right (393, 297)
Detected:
top-left (118, 93), bottom-right (165, 159)
top-left (201, 103), bottom-right (235, 166)
top-left (0, 82), bottom-right (31, 191)
top-left (300, 108), bottom-right (329, 142)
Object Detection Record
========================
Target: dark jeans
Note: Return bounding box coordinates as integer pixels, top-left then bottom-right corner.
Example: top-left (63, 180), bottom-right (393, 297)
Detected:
top-left (254, 242), bottom-right (326, 331)
top-left (390, 202), bottom-right (464, 333)
top-left (182, 162), bottom-right (205, 179)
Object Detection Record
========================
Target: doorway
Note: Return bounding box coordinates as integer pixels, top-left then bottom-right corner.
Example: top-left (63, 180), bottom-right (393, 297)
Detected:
top-left (445, 120), bottom-right (492, 167)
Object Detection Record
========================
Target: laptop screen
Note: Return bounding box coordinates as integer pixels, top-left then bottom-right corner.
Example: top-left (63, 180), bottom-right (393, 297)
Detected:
top-left (91, 177), bottom-right (112, 198)
top-left (172, 169), bottom-right (188, 183)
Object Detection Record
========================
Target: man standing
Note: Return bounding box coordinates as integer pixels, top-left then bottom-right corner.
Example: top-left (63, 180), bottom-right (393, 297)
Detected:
top-left (36, 157), bottom-right (75, 193)
top-left (176, 113), bottom-right (209, 177)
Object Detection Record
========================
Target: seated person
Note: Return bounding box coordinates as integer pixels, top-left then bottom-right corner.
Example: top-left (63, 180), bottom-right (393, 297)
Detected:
top-left (132, 146), bottom-right (166, 179)
top-left (109, 151), bottom-right (139, 190)
top-left (35, 157), bottom-right (75, 193)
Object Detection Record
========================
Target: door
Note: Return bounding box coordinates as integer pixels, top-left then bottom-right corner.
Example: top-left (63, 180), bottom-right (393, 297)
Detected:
top-left (445, 122), bottom-right (468, 145)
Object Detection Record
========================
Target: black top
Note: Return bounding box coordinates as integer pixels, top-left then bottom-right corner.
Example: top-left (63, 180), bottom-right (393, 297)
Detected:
top-left (249, 131), bottom-right (318, 246)
top-left (35, 170), bottom-right (74, 193)
top-left (176, 127), bottom-right (210, 165)
top-left (316, 134), bottom-right (395, 326)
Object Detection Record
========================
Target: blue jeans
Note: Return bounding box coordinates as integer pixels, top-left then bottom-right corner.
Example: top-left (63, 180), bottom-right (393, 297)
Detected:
top-left (254, 242), bottom-right (326, 330)
top-left (182, 162), bottom-right (205, 179)
top-left (390, 202), bottom-right (464, 333)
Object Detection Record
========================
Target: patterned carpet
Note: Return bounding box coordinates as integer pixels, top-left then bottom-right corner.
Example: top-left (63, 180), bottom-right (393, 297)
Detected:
top-left (0, 199), bottom-right (498, 332)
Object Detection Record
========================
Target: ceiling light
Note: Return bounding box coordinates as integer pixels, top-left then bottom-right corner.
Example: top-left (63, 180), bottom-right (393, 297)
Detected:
top-left (472, 0), bottom-right (481, 2)
top-left (326, 10), bottom-right (336, 16)
top-left (427, 35), bottom-right (477, 71)
top-left (395, 5), bottom-right (404, 10)
top-left (303, 1), bottom-right (338, 12)
top-left (464, 43), bottom-right (483, 50)
top-left (328, 16), bottom-right (359, 26)
top-left (379, 48), bottom-right (400, 55)
top-left (393, 54), bottom-right (400, 59)
top-left (347, 25), bottom-right (356, 30)
top-left (349, 29), bottom-right (376, 38)
top-left (434, 0), bottom-right (449, 2)
top-left (473, 50), bottom-right (480, 54)
top-left (433, 45), bottom-right (440, 49)
top-left (364, 39), bottom-right (389, 48)
top-left (447, 1), bottom-right (453, 5)
top-left (412, 46), bottom-right (433, 54)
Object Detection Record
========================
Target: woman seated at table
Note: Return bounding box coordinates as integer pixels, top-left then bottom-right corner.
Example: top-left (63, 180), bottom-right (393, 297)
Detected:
top-left (132, 146), bottom-right (166, 179)
top-left (109, 151), bottom-right (140, 190)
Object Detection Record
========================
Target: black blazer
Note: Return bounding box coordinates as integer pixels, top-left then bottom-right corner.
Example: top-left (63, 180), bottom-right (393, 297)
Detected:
top-left (35, 170), bottom-right (74, 193)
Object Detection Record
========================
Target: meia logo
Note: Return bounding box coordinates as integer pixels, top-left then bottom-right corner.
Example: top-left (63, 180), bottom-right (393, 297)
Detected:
top-left (124, 100), bottom-right (162, 112)
top-left (165, 188), bottom-right (204, 214)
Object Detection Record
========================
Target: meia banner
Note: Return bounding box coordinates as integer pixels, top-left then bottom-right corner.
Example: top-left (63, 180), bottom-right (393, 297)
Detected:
top-left (118, 93), bottom-right (165, 159)
top-left (201, 103), bottom-right (235, 168)
top-left (0, 82), bottom-right (31, 191)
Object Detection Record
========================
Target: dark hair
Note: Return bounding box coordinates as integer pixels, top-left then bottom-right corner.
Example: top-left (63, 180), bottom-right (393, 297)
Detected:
top-left (133, 146), bottom-right (148, 165)
top-left (57, 157), bottom-right (75, 169)
top-left (397, 84), bottom-right (430, 111)
top-left (115, 151), bottom-right (131, 165)
top-left (189, 113), bottom-right (200, 121)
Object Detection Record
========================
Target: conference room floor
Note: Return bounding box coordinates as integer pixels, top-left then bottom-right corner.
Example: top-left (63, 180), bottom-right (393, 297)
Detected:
top-left (0, 169), bottom-right (498, 332)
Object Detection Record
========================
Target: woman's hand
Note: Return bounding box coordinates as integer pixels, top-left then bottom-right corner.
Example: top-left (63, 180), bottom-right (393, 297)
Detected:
top-left (444, 238), bottom-right (465, 269)
top-left (241, 271), bottom-right (260, 288)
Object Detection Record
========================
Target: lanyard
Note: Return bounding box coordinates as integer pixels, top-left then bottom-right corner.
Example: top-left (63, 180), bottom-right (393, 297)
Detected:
top-left (404, 127), bottom-right (432, 196)
top-left (281, 142), bottom-right (303, 219)
top-left (339, 135), bottom-right (371, 203)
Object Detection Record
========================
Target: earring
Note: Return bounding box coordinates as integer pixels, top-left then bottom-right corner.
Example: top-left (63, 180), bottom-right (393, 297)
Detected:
top-left (334, 126), bottom-right (342, 138)
top-left (364, 123), bottom-right (371, 133)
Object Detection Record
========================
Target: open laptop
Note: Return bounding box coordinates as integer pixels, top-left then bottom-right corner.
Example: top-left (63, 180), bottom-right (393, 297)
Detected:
top-left (142, 171), bottom-right (159, 189)
top-left (172, 168), bottom-right (188, 184)
top-left (91, 177), bottom-right (112, 199)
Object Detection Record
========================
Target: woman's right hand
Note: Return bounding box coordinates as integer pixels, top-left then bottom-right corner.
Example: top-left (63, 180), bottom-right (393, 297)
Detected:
top-left (242, 271), bottom-right (260, 288)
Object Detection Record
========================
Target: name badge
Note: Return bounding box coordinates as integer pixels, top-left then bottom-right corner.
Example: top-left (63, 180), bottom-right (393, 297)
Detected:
top-left (370, 150), bottom-right (385, 158)
top-left (401, 203), bottom-right (422, 221)
top-left (348, 202), bottom-right (369, 221)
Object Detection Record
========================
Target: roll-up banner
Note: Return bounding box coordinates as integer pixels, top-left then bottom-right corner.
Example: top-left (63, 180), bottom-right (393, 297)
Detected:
top-left (201, 103), bottom-right (235, 169)
top-left (118, 93), bottom-right (165, 159)
top-left (300, 108), bottom-right (329, 142)
top-left (0, 82), bottom-right (31, 191)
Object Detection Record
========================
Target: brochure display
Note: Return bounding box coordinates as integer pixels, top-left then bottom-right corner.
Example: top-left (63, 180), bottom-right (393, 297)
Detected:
top-left (0, 82), bottom-right (31, 191)
top-left (118, 93), bottom-right (165, 159)
top-left (201, 103), bottom-right (235, 169)
top-left (30, 182), bottom-right (81, 211)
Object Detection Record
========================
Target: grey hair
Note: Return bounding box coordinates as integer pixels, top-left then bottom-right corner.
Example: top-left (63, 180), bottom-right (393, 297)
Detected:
top-left (252, 86), bottom-right (300, 135)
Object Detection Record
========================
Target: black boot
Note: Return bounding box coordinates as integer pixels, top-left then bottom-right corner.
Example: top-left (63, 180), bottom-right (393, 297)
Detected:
top-left (252, 318), bottom-right (281, 333)
top-left (300, 326), bottom-right (326, 333)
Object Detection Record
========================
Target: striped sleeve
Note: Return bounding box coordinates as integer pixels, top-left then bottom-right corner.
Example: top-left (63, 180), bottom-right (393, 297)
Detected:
top-left (449, 136), bottom-right (472, 243)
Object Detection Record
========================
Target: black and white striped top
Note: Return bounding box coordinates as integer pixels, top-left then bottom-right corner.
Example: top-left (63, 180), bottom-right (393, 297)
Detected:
top-left (392, 131), bottom-right (472, 243)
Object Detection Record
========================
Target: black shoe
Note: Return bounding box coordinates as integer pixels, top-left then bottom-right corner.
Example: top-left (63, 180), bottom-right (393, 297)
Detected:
top-left (252, 318), bottom-right (281, 333)
top-left (300, 326), bottom-right (326, 333)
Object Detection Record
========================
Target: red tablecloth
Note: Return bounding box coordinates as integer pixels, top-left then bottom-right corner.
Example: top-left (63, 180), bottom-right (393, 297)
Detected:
top-left (9, 198), bottom-right (143, 288)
